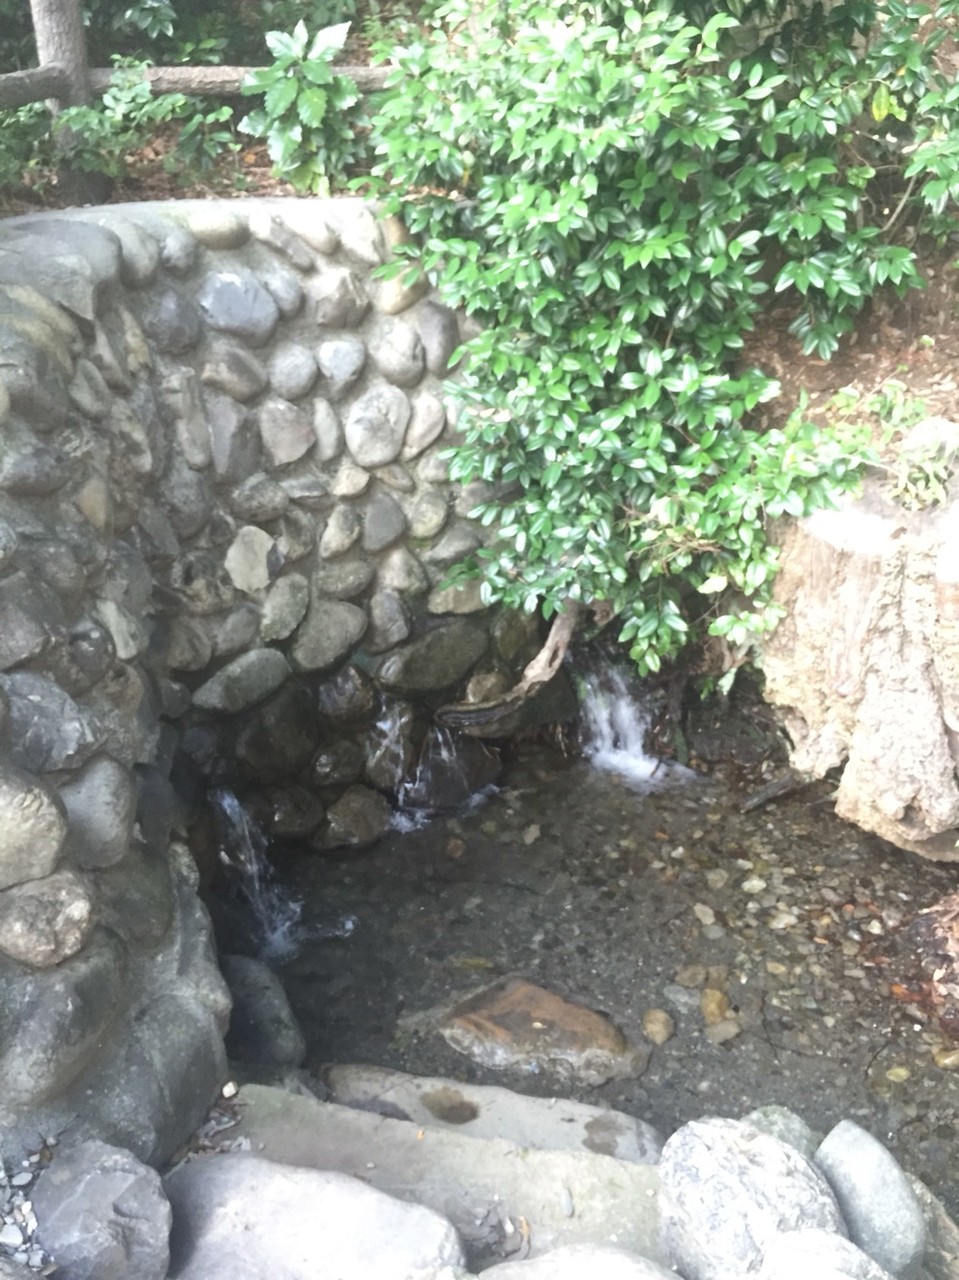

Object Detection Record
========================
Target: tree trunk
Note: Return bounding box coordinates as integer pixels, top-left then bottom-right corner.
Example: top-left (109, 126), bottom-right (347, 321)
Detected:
top-left (29, 0), bottom-right (90, 107)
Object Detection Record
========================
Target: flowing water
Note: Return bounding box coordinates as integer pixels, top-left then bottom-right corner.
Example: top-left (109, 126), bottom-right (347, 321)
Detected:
top-left (216, 673), bottom-right (959, 1217)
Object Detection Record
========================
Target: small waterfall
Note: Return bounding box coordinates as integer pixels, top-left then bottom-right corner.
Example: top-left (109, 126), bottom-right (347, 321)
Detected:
top-left (579, 665), bottom-right (696, 788)
top-left (210, 787), bottom-right (306, 962)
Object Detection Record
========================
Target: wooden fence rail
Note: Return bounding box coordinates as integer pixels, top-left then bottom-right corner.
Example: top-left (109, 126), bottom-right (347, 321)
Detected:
top-left (0, 62), bottom-right (391, 111)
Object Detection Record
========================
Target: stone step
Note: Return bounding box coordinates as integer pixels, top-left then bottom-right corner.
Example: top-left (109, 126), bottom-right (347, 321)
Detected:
top-left (222, 1083), bottom-right (665, 1269)
top-left (322, 1063), bottom-right (663, 1163)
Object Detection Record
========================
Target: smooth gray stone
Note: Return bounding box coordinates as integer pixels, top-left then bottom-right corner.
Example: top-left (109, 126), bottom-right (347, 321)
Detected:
top-left (290, 598), bottom-right (367, 672)
top-left (31, 1140), bottom-right (170, 1280)
top-left (206, 393), bottom-right (262, 483)
top-left (367, 589), bottom-right (411, 652)
top-left (186, 206), bottom-right (249, 248)
top-left (0, 763), bottom-right (67, 890)
top-left (345, 384), bottom-right (412, 468)
top-left (158, 223), bottom-right (198, 275)
top-left (69, 356), bottom-right (112, 418)
top-left (257, 396), bottom-right (315, 467)
top-left (164, 1153), bottom-right (465, 1280)
top-left (362, 488), bottom-right (408, 553)
top-left (758, 1228), bottom-right (896, 1279)
top-left (417, 299), bottom-right (461, 375)
top-left (235, 680), bottom-right (319, 780)
top-left (192, 648), bottom-right (291, 714)
top-left (311, 554), bottom-right (374, 600)
top-left (260, 573), bottom-right (310, 642)
top-left (316, 663), bottom-right (376, 721)
top-left (309, 265), bottom-right (369, 327)
top-left (482, 1245), bottom-right (676, 1279)
top-left (310, 739), bottom-right (365, 788)
top-left (201, 341), bottom-right (268, 401)
top-left (0, 868), bottom-right (93, 968)
top-left (319, 504), bottom-right (362, 557)
top-left (0, 935), bottom-right (124, 1109)
top-left (323, 784), bottom-right (394, 849)
top-left (0, 672), bottom-right (100, 773)
top-left (268, 341), bottom-right (317, 400)
top-left (318, 337), bottom-right (366, 400)
top-left (157, 367), bottom-right (212, 469)
top-left (160, 452), bottom-right (214, 539)
top-left (139, 286), bottom-right (202, 355)
top-left (743, 1105), bottom-right (820, 1161)
top-left (372, 318), bottom-right (425, 388)
top-left (81, 213), bottom-right (161, 288)
top-left (0, 221), bottom-right (121, 320)
top-left (221, 954), bottom-right (306, 1066)
top-left (659, 1118), bottom-right (846, 1280)
top-left (312, 396), bottom-right (343, 461)
top-left (207, 603), bottom-right (263, 659)
top-left (376, 618), bottom-right (489, 694)
top-left (248, 208), bottom-right (314, 270)
top-left (0, 442), bottom-right (71, 495)
top-left (0, 571), bottom-right (64, 670)
top-left (229, 472), bottom-right (290, 523)
top-left (224, 525), bottom-right (281, 593)
top-left (58, 753), bottom-right (138, 870)
top-left (260, 260), bottom-right (304, 318)
top-left (814, 1120), bottom-right (927, 1279)
top-left (168, 549), bottom-right (236, 616)
top-left (197, 267), bottom-right (280, 347)
top-left (401, 391), bottom-right (447, 460)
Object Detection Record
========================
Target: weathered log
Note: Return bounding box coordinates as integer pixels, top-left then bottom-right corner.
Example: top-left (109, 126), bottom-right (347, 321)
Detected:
top-left (0, 63), bottom-right (391, 112)
top-left (0, 63), bottom-right (70, 109)
top-left (87, 63), bottom-right (391, 98)
top-left (437, 602), bottom-right (584, 731)
top-left (762, 428), bottom-right (959, 859)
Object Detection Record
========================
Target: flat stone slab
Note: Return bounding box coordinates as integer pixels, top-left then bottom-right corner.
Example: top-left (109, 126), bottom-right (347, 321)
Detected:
top-left (222, 1084), bottom-right (665, 1268)
top-left (436, 976), bottom-right (647, 1086)
top-left (165, 1152), bottom-right (464, 1280)
top-left (322, 1064), bottom-right (663, 1163)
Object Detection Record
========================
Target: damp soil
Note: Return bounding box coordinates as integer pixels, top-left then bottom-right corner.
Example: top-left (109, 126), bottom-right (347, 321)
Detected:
top-left (243, 703), bottom-right (959, 1220)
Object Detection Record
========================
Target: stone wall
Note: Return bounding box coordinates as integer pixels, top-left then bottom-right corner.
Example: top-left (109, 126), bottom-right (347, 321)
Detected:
top-left (0, 198), bottom-right (560, 1166)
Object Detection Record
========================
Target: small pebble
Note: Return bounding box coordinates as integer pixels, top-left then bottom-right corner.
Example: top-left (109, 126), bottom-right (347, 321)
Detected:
top-left (885, 1066), bottom-right (911, 1083)
top-left (0, 1224), bottom-right (24, 1247)
top-left (693, 903), bottom-right (716, 926)
top-left (701, 989), bottom-right (731, 1026)
top-left (643, 1008), bottom-right (676, 1045)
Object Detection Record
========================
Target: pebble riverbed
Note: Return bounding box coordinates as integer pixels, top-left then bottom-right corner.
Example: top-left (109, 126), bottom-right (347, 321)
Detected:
top-left (263, 740), bottom-right (959, 1221)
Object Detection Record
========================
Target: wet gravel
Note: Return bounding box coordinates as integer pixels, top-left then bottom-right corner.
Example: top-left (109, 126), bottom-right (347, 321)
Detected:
top-left (264, 744), bottom-right (959, 1218)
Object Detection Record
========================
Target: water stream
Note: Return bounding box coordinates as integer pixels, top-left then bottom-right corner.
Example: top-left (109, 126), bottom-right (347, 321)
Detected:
top-left (213, 673), bottom-right (959, 1216)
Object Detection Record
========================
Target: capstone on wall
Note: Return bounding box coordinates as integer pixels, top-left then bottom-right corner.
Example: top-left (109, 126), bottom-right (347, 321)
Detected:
top-left (0, 197), bottom-right (562, 1166)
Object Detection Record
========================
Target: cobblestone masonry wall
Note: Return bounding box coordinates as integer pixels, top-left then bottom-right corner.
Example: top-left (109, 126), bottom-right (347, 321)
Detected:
top-left (0, 198), bottom-right (561, 1165)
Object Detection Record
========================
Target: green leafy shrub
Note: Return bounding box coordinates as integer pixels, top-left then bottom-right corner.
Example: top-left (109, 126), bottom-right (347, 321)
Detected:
top-left (50, 62), bottom-right (239, 182)
top-left (240, 22), bottom-right (365, 192)
top-left (366, 0), bottom-right (958, 674)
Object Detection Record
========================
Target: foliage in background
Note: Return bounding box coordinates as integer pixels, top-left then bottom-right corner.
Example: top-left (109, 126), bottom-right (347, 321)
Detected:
top-left (239, 22), bottom-right (365, 193)
top-left (0, 61), bottom-right (240, 189)
top-left (366, 0), bottom-right (959, 673)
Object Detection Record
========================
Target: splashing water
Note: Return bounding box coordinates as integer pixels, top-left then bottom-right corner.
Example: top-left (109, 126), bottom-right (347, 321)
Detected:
top-left (579, 665), bottom-right (696, 789)
top-left (210, 787), bottom-right (306, 962)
